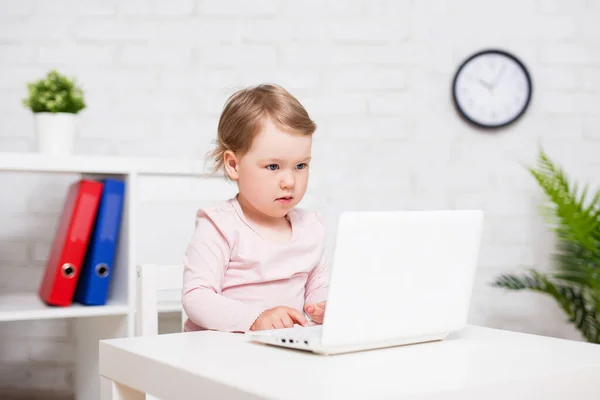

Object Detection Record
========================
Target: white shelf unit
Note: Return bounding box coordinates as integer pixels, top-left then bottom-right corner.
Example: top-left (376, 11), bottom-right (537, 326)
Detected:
top-left (0, 152), bottom-right (210, 400)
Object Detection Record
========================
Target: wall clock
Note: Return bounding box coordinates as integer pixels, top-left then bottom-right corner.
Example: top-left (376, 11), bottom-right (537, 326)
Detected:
top-left (452, 49), bottom-right (532, 129)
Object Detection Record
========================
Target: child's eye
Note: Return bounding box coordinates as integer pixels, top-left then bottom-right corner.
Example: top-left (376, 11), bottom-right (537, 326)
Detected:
top-left (266, 164), bottom-right (279, 171)
top-left (296, 163), bottom-right (308, 170)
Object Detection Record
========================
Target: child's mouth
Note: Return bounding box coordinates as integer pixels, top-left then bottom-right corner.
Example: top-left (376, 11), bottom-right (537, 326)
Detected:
top-left (276, 196), bottom-right (293, 204)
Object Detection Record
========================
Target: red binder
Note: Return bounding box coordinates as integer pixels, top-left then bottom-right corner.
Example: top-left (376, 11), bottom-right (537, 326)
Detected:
top-left (39, 179), bottom-right (104, 306)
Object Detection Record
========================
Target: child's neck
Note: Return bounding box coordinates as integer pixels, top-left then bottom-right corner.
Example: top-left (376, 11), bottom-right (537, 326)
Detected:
top-left (236, 193), bottom-right (292, 243)
top-left (237, 193), bottom-right (288, 227)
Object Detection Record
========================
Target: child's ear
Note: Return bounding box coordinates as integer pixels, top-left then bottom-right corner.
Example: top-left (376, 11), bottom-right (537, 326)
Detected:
top-left (223, 150), bottom-right (239, 180)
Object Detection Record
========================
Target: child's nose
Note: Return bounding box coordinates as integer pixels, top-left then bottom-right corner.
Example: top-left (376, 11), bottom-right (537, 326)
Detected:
top-left (280, 171), bottom-right (295, 189)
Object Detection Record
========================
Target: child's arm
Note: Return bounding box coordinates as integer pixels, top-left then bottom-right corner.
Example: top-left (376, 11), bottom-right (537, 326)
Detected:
top-left (304, 214), bottom-right (330, 306)
top-left (182, 212), bottom-right (265, 333)
top-left (304, 251), bottom-right (329, 306)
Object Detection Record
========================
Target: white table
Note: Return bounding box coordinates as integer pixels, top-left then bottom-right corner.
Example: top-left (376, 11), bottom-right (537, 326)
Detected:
top-left (99, 325), bottom-right (600, 400)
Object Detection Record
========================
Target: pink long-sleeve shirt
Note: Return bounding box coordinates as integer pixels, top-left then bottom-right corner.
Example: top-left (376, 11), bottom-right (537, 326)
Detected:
top-left (182, 196), bottom-right (329, 333)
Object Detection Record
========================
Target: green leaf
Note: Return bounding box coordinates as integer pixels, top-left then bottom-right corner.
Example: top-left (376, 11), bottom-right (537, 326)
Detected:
top-left (22, 69), bottom-right (86, 114)
top-left (492, 147), bottom-right (600, 343)
top-left (492, 271), bottom-right (600, 343)
top-left (529, 149), bottom-right (600, 256)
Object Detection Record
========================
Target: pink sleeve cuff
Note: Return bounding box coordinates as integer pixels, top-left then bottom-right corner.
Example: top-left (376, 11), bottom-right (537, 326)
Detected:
top-left (305, 286), bottom-right (329, 306)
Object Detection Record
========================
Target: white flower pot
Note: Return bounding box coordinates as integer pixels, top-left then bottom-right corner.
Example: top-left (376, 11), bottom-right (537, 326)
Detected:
top-left (35, 112), bottom-right (76, 155)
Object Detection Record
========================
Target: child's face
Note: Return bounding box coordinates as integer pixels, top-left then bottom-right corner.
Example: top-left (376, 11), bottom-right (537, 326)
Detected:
top-left (228, 118), bottom-right (312, 219)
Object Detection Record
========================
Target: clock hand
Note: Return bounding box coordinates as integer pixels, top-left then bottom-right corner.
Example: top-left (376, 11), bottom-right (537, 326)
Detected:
top-left (492, 63), bottom-right (507, 87)
top-left (477, 78), bottom-right (493, 92)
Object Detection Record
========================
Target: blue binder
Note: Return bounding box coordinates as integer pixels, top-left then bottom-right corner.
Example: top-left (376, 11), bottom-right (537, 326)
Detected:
top-left (74, 179), bottom-right (125, 306)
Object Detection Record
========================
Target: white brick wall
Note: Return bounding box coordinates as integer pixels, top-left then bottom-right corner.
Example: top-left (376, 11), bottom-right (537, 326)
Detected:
top-left (0, 0), bottom-right (598, 393)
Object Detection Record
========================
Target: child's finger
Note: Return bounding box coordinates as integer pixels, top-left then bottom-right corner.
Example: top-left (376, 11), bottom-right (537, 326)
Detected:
top-left (305, 303), bottom-right (324, 316)
top-left (281, 314), bottom-right (294, 328)
top-left (287, 308), bottom-right (308, 326)
top-left (272, 319), bottom-right (284, 329)
top-left (312, 305), bottom-right (324, 316)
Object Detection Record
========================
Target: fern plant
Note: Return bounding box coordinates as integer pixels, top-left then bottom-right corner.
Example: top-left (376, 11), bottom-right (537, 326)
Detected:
top-left (22, 69), bottom-right (86, 114)
top-left (492, 148), bottom-right (600, 343)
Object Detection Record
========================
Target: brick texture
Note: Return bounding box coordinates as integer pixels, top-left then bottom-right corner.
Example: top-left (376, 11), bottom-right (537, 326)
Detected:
top-left (0, 0), bottom-right (597, 393)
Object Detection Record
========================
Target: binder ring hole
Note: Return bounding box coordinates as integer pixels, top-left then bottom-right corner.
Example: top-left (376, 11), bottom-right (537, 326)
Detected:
top-left (96, 263), bottom-right (109, 278)
top-left (62, 263), bottom-right (76, 278)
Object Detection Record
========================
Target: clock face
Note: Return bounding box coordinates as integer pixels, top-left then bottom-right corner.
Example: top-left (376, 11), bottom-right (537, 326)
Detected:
top-left (452, 49), bottom-right (532, 129)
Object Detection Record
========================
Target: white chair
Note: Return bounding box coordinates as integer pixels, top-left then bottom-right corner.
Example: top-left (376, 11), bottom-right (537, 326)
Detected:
top-left (135, 264), bottom-right (187, 400)
top-left (135, 263), bottom-right (187, 336)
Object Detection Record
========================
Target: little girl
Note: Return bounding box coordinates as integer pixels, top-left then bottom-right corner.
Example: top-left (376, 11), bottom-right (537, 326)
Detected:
top-left (182, 83), bottom-right (329, 333)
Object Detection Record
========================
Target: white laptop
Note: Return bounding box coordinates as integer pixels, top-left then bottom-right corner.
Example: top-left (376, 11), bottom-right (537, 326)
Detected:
top-left (247, 209), bottom-right (484, 355)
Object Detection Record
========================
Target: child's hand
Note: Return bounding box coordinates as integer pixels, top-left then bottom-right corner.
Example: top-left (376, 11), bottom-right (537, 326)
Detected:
top-left (304, 301), bottom-right (326, 324)
top-left (250, 306), bottom-right (308, 331)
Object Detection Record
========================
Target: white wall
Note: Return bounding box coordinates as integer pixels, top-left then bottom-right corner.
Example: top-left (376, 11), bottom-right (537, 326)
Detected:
top-left (1, 0), bottom-right (600, 394)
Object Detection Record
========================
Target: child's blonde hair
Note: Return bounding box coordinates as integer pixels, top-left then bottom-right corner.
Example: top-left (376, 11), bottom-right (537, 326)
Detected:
top-left (208, 83), bottom-right (316, 174)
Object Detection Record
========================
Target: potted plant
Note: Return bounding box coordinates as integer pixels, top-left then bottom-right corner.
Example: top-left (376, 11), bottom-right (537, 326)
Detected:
top-left (492, 148), bottom-right (600, 343)
top-left (22, 69), bottom-right (86, 155)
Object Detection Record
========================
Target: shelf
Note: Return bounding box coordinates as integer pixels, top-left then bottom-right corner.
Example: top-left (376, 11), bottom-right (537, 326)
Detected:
top-left (0, 152), bottom-right (210, 176)
top-left (0, 292), bottom-right (130, 322)
top-left (0, 149), bottom-right (207, 400)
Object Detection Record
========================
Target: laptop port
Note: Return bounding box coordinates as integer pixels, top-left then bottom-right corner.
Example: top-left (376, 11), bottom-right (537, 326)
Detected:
top-left (304, 340), bottom-right (308, 345)
top-left (281, 339), bottom-right (286, 343)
